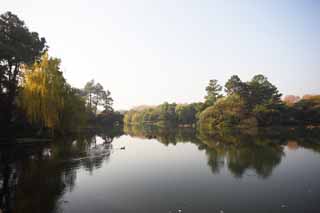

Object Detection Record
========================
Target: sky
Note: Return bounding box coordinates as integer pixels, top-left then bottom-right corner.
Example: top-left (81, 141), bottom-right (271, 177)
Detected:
top-left (2, 0), bottom-right (320, 110)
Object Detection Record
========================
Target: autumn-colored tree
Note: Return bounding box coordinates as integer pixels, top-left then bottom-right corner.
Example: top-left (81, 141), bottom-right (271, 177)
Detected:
top-left (283, 95), bottom-right (300, 106)
top-left (20, 53), bottom-right (65, 131)
top-left (20, 53), bottom-right (88, 134)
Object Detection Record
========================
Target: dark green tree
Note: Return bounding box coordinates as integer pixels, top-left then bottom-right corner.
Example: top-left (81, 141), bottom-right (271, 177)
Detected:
top-left (248, 74), bottom-right (282, 107)
top-left (224, 75), bottom-right (249, 98)
top-left (0, 11), bottom-right (47, 130)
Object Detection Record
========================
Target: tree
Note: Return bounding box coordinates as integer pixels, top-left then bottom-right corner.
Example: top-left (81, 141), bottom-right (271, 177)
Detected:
top-left (224, 75), bottom-right (249, 98)
top-left (59, 85), bottom-right (88, 133)
top-left (175, 104), bottom-right (197, 125)
top-left (159, 102), bottom-right (177, 125)
top-left (83, 80), bottom-right (113, 114)
top-left (20, 53), bottom-right (66, 132)
top-left (199, 95), bottom-right (257, 130)
top-left (293, 95), bottom-right (320, 125)
top-left (84, 80), bottom-right (95, 111)
top-left (248, 74), bottom-right (282, 107)
top-left (0, 11), bottom-right (47, 129)
top-left (204, 79), bottom-right (222, 106)
top-left (101, 89), bottom-right (113, 112)
top-left (20, 53), bottom-right (89, 134)
top-left (91, 82), bottom-right (104, 114)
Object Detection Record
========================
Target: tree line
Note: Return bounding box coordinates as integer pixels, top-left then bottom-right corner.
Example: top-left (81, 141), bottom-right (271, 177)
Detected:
top-left (0, 12), bottom-right (122, 138)
top-left (124, 102), bottom-right (201, 127)
top-left (124, 74), bottom-right (320, 131)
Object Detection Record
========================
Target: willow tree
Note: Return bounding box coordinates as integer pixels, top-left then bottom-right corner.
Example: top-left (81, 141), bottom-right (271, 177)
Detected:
top-left (20, 53), bottom-right (65, 132)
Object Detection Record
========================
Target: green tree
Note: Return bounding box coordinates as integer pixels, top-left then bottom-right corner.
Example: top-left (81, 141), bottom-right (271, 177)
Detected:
top-left (248, 74), bottom-right (282, 107)
top-left (83, 80), bottom-right (113, 114)
top-left (224, 75), bottom-right (249, 98)
top-left (59, 85), bottom-right (88, 133)
top-left (199, 94), bottom-right (257, 130)
top-left (175, 104), bottom-right (197, 125)
top-left (204, 79), bottom-right (222, 106)
top-left (0, 11), bottom-right (47, 129)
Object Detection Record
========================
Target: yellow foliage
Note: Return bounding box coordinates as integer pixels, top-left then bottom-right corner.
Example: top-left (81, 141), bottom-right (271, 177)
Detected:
top-left (20, 52), bottom-right (66, 129)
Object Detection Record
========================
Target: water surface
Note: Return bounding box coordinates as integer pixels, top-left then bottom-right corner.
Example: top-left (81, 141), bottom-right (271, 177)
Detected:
top-left (1, 127), bottom-right (320, 213)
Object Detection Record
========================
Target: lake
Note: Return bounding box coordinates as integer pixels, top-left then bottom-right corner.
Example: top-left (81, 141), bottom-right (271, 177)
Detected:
top-left (1, 126), bottom-right (320, 213)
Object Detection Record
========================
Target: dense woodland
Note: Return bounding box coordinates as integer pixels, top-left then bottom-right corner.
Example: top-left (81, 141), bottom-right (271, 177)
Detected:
top-left (1, 11), bottom-right (319, 140)
top-left (0, 12), bottom-right (122, 138)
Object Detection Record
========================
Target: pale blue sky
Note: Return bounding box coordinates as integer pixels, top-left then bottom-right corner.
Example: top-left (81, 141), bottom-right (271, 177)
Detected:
top-left (2, 0), bottom-right (320, 109)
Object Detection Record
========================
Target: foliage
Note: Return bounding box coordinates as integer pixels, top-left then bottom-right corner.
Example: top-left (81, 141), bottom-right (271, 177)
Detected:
top-left (96, 111), bottom-right (124, 127)
top-left (199, 94), bottom-right (257, 130)
top-left (20, 53), bottom-right (65, 130)
top-left (247, 74), bottom-right (282, 108)
top-left (175, 104), bottom-right (197, 125)
top-left (200, 74), bottom-right (286, 129)
top-left (59, 86), bottom-right (88, 133)
top-left (125, 74), bottom-right (320, 130)
top-left (20, 53), bottom-right (87, 134)
top-left (83, 80), bottom-right (113, 114)
top-left (80, 79), bottom-right (121, 128)
top-left (292, 95), bottom-right (320, 125)
top-left (124, 102), bottom-right (200, 127)
top-left (0, 11), bottom-right (47, 129)
top-left (224, 75), bottom-right (249, 97)
top-left (204, 79), bottom-right (222, 106)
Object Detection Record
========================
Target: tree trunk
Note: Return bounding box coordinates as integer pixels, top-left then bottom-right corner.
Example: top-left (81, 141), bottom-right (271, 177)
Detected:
top-left (3, 63), bottom-right (19, 136)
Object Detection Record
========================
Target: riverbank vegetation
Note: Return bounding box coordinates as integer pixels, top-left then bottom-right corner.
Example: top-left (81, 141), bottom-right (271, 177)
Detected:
top-left (0, 12), bottom-right (122, 138)
top-left (124, 74), bottom-right (320, 131)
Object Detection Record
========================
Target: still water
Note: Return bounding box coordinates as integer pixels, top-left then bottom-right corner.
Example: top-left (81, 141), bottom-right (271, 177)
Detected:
top-left (1, 127), bottom-right (320, 213)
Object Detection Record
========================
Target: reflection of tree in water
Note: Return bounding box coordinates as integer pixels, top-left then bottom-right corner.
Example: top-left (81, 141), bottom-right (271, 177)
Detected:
top-left (0, 149), bottom-right (18, 213)
top-left (227, 143), bottom-right (283, 178)
top-left (124, 125), bottom-right (320, 178)
top-left (203, 148), bottom-right (225, 174)
top-left (124, 124), bottom-right (200, 146)
top-left (199, 127), bottom-right (320, 178)
top-left (0, 131), bottom-right (117, 213)
top-left (98, 126), bottom-right (123, 144)
top-left (199, 130), bottom-right (285, 178)
top-left (124, 125), bottom-right (286, 177)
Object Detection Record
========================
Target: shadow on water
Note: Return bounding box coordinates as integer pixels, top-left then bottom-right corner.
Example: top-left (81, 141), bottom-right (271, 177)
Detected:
top-left (0, 127), bottom-right (123, 213)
